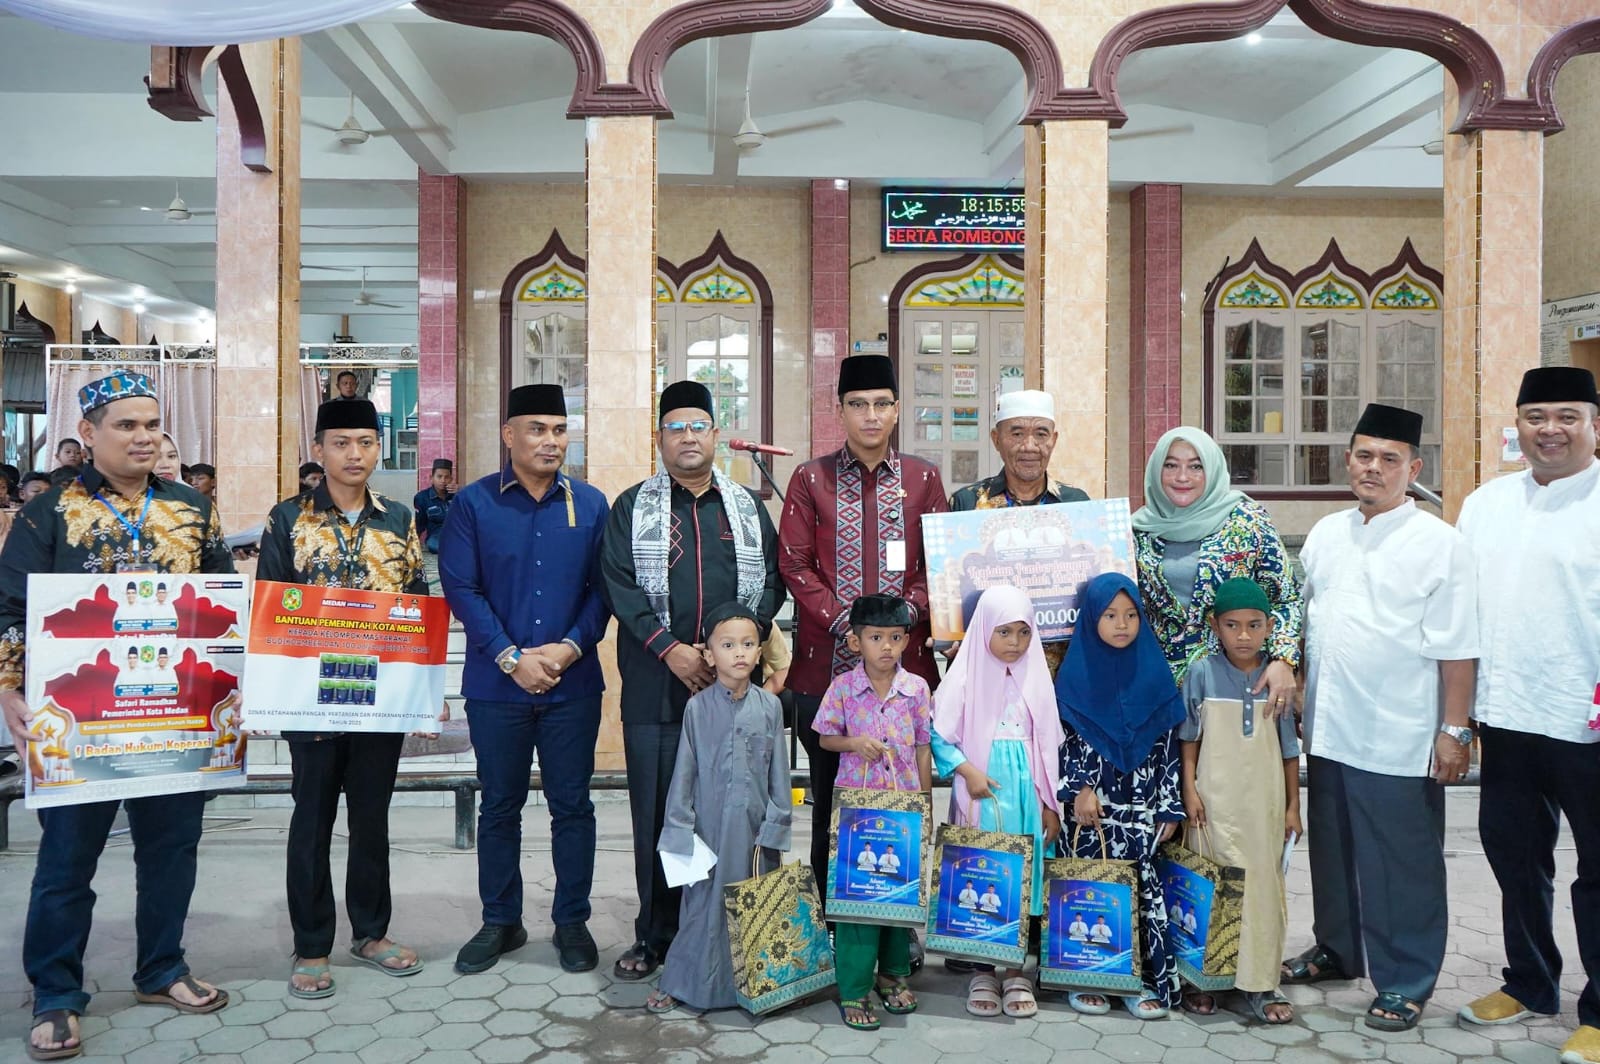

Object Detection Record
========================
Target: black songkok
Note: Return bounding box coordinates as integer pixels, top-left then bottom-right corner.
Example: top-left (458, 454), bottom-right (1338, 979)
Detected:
top-left (701, 601), bottom-right (760, 643)
top-left (1353, 403), bottom-right (1423, 448)
top-left (1515, 366), bottom-right (1600, 407)
top-left (314, 399), bottom-right (380, 435)
top-left (850, 593), bottom-right (914, 630)
top-left (507, 384), bottom-right (566, 419)
top-left (837, 355), bottom-right (897, 399)
top-left (431, 458), bottom-right (454, 472)
top-left (659, 380), bottom-right (714, 421)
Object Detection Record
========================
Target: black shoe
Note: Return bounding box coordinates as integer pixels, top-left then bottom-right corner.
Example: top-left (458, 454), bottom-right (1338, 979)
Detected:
top-left (908, 928), bottom-right (924, 974)
top-left (553, 922), bottom-right (598, 973)
top-left (454, 922), bottom-right (527, 974)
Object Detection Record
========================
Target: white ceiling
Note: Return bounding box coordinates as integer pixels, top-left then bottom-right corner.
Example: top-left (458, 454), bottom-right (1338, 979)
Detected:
top-left (0, 3), bottom-right (1451, 345)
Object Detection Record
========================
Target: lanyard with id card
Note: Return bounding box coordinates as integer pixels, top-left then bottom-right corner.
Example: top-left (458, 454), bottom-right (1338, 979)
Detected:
top-left (96, 486), bottom-right (156, 572)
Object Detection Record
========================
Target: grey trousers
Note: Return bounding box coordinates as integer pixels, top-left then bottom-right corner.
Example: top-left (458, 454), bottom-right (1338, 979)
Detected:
top-left (1306, 755), bottom-right (1447, 1003)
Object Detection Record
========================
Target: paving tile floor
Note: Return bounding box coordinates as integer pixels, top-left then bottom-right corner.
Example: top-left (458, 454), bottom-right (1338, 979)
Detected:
top-left (0, 788), bottom-right (1589, 1063)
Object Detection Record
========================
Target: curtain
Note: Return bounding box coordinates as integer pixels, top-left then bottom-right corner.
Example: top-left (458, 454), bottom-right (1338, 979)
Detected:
top-left (0, 0), bottom-right (407, 44)
top-left (47, 362), bottom-right (151, 469)
top-left (161, 360), bottom-right (215, 467)
top-left (299, 366), bottom-right (323, 464)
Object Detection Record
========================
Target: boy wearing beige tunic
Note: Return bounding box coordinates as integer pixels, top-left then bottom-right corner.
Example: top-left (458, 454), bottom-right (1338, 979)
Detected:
top-left (1178, 578), bottom-right (1303, 1024)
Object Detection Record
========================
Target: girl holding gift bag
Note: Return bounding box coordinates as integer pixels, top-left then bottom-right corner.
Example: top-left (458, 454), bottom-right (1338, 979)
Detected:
top-left (1056, 572), bottom-right (1187, 1019)
top-left (932, 586), bottom-right (1065, 1019)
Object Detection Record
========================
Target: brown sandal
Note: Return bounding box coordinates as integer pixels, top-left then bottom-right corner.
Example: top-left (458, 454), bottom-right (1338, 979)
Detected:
top-left (134, 974), bottom-right (229, 1014)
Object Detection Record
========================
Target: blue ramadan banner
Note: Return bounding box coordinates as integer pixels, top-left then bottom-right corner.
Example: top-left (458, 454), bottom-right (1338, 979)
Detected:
top-left (929, 844), bottom-right (1026, 951)
top-left (921, 498), bottom-right (1135, 643)
top-left (1159, 858), bottom-right (1216, 972)
top-left (826, 806), bottom-right (926, 927)
top-left (1040, 877), bottom-right (1144, 992)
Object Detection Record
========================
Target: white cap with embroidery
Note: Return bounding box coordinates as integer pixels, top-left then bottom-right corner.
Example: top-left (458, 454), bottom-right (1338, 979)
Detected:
top-left (995, 389), bottom-right (1055, 424)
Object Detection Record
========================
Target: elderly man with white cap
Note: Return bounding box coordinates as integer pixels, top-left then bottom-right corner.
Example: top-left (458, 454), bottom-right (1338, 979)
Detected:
top-left (950, 390), bottom-right (1089, 513)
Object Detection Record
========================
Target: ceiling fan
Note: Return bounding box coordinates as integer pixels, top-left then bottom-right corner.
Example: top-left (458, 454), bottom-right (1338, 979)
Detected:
top-left (308, 92), bottom-right (441, 148)
top-left (352, 267), bottom-right (404, 309)
top-left (672, 87), bottom-right (842, 150)
top-left (139, 181), bottom-right (216, 223)
top-left (1368, 102), bottom-right (1447, 156)
top-left (1109, 123), bottom-right (1196, 142)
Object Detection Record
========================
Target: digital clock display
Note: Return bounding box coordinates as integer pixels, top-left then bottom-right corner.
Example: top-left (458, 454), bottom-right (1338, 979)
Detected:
top-left (882, 188), bottom-right (1026, 251)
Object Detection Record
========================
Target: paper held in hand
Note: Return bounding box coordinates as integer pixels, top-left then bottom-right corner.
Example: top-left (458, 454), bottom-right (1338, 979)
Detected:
top-left (659, 833), bottom-right (718, 888)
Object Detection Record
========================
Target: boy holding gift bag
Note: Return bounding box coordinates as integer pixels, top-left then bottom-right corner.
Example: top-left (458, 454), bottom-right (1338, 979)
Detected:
top-left (1178, 577), bottom-right (1302, 1023)
top-left (932, 586), bottom-right (1065, 1019)
top-left (814, 594), bottom-right (932, 1031)
top-left (646, 604), bottom-right (792, 1014)
top-left (1056, 573), bottom-right (1187, 1019)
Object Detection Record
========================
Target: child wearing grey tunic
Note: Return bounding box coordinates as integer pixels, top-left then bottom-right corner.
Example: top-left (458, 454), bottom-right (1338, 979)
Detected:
top-left (647, 604), bottom-right (792, 1013)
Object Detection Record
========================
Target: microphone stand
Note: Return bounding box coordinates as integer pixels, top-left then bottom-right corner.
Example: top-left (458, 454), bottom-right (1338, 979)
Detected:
top-left (746, 451), bottom-right (787, 503)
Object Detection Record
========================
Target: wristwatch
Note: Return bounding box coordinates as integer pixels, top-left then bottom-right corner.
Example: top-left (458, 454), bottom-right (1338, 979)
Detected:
top-left (497, 647), bottom-right (522, 675)
top-left (1438, 724), bottom-right (1473, 746)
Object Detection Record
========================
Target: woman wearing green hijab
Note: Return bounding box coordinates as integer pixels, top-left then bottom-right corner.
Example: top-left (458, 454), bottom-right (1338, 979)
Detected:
top-left (1130, 427), bottom-right (1302, 711)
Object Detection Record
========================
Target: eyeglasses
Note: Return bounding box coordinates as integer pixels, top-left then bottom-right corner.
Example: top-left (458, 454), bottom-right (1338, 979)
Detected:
top-left (844, 399), bottom-right (898, 414)
top-left (662, 419), bottom-right (714, 436)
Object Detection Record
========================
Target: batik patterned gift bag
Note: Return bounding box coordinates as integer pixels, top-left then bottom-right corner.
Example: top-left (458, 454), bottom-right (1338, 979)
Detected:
top-left (723, 861), bottom-right (837, 1015)
top-left (1157, 833), bottom-right (1246, 992)
top-left (1039, 827), bottom-right (1144, 994)
top-left (824, 785), bottom-right (932, 928)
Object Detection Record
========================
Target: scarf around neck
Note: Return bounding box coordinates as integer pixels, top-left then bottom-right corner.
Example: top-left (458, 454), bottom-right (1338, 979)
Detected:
top-left (631, 467), bottom-right (765, 630)
top-left (1130, 426), bottom-right (1245, 542)
top-left (933, 586), bottom-right (1065, 822)
top-left (1054, 572), bottom-right (1185, 775)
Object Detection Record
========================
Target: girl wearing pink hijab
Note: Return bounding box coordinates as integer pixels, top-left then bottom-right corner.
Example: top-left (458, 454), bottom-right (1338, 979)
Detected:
top-left (932, 585), bottom-right (1066, 1020)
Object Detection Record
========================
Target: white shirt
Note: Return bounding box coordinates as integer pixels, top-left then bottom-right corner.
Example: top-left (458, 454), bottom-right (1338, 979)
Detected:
top-left (1458, 461), bottom-right (1600, 744)
top-left (1301, 501), bottom-right (1479, 777)
top-left (857, 850), bottom-right (878, 871)
top-left (877, 853), bottom-right (900, 873)
top-left (1068, 919), bottom-right (1089, 940)
top-left (1088, 923), bottom-right (1113, 944)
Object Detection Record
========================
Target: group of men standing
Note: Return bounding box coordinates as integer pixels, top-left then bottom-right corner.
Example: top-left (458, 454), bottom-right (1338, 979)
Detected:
top-left (1, 354), bottom-right (1597, 1063)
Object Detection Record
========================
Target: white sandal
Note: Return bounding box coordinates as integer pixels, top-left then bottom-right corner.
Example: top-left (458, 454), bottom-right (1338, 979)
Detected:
top-left (1068, 991), bottom-right (1112, 1015)
top-left (1001, 976), bottom-right (1038, 1018)
top-left (966, 973), bottom-right (1002, 1017)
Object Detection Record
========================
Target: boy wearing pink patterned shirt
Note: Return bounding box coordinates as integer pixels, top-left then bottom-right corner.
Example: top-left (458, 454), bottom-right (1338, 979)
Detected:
top-left (813, 594), bottom-right (932, 1031)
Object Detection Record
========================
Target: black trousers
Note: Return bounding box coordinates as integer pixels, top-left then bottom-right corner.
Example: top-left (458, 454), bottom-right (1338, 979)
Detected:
top-left (622, 720), bottom-right (682, 953)
top-left (286, 732), bottom-right (404, 958)
top-left (1306, 756), bottom-right (1447, 1003)
top-left (1479, 725), bottom-right (1600, 1027)
top-left (794, 693), bottom-right (840, 910)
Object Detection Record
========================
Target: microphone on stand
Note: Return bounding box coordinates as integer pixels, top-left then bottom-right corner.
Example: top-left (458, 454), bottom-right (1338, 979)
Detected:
top-left (726, 438), bottom-right (795, 457)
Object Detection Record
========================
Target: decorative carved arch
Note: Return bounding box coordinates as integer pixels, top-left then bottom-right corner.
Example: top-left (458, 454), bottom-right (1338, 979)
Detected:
top-left (1369, 236), bottom-right (1444, 292)
top-left (885, 251), bottom-right (1027, 385)
top-left (498, 229), bottom-right (776, 456)
top-left (1525, 18), bottom-right (1600, 134)
top-left (8, 302), bottom-right (57, 346)
top-left (145, 45), bottom-right (270, 171)
top-left (1290, 238), bottom-right (1374, 304)
top-left (1081, 0), bottom-right (1534, 133)
top-left (412, 0), bottom-right (652, 116)
top-left (498, 229), bottom-right (586, 426)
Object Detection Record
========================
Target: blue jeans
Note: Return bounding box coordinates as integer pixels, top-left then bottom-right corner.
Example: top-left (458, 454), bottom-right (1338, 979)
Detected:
top-left (465, 696), bottom-right (600, 927)
top-left (25, 790), bottom-right (206, 1015)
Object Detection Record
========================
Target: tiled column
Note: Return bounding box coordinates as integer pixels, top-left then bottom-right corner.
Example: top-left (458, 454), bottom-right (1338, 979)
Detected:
top-left (1024, 120), bottom-right (1109, 497)
top-left (810, 179), bottom-right (850, 457)
top-left (1441, 115), bottom-right (1543, 521)
top-left (1128, 184), bottom-right (1182, 507)
top-left (215, 38), bottom-right (301, 532)
top-left (417, 171), bottom-right (463, 487)
top-left (584, 114), bottom-right (657, 772)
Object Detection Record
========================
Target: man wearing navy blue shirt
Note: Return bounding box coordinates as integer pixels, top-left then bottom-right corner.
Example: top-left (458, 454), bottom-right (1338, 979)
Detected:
top-left (412, 458), bottom-right (454, 554)
top-left (440, 384), bottom-right (610, 975)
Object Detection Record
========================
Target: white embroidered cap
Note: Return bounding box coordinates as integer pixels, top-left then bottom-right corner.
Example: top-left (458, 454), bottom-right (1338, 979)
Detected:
top-left (995, 389), bottom-right (1055, 424)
